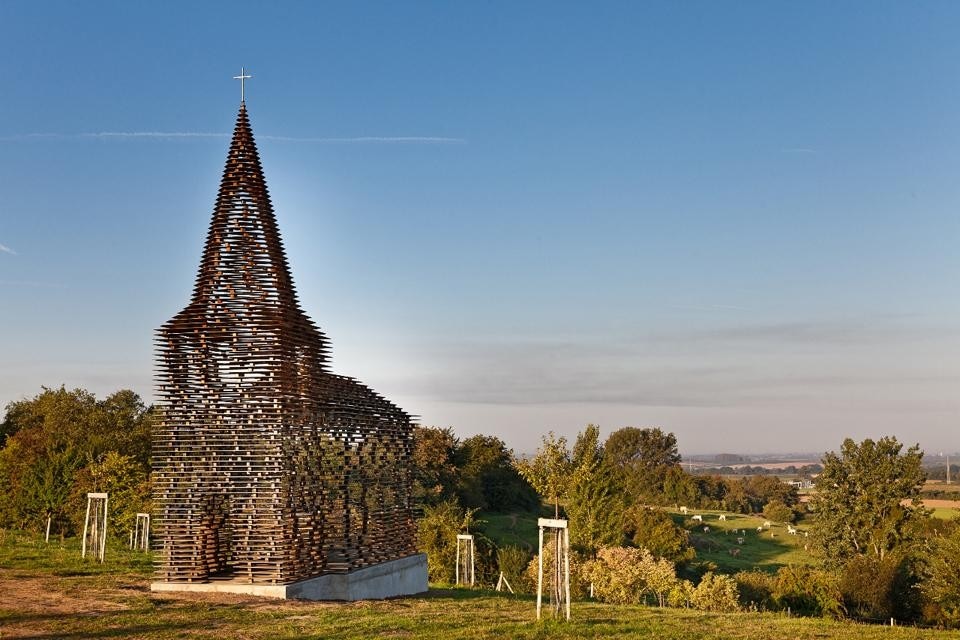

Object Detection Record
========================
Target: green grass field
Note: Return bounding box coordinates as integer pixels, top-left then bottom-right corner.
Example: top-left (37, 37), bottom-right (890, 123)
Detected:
top-left (2, 529), bottom-right (958, 639)
top-left (671, 509), bottom-right (817, 574)
top-left (477, 511), bottom-right (541, 551)
top-left (931, 507), bottom-right (960, 520)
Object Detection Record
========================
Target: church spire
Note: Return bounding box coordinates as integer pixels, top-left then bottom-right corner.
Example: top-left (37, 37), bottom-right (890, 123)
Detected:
top-left (191, 102), bottom-right (299, 309)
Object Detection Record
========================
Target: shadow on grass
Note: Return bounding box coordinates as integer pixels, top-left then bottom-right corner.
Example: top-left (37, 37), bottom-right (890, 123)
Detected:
top-left (11, 621), bottom-right (194, 640)
top-left (421, 586), bottom-right (534, 602)
top-left (0, 603), bottom-right (196, 639)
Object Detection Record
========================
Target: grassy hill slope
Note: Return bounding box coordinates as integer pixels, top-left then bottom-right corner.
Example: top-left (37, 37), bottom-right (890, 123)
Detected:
top-left (1, 531), bottom-right (957, 639)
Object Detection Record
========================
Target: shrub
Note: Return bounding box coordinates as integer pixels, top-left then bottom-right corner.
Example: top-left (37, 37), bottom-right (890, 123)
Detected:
top-left (773, 565), bottom-right (844, 618)
top-left (623, 506), bottom-right (695, 565)
top-left (667, 579), bottom-right (695, 608)
top-left (735, 570), bottom-right (776, 611)
top-left (69, 452), bottom-right (150, 540)
top-left (416, 499), bottom-right (476, 584)
top-left (840, 553), bottom-right (919, 622)
top-left (581, 546), bottom-right (678, 606)
top-left (919, 524), bottom-right (960, 628)
top-left (763, 499), bottom-right (794, 524)
top-left (691, 572), bottom-right (740, 612)
top-left (522, 533), bottom-right (587, 599)
top-left (496, 545), bottom-right (531, 593)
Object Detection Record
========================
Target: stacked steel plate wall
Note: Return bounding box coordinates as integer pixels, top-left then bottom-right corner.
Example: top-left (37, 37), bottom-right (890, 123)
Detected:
top-left (154, 104), bottom-right (416, 584)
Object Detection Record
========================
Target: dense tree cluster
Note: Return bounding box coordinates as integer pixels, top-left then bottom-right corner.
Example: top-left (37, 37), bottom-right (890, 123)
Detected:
top-left (0, 387), bottom-right (152, 537)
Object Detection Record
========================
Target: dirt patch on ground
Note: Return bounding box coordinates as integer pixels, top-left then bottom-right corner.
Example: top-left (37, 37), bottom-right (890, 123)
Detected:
top-left (0, 570), bottom-right (129, 617)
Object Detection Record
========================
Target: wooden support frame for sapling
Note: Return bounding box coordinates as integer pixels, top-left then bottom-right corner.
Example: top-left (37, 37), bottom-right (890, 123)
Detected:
top-left (131, 513), bottom-right (150, 551)
top-left (82, 492), bottom-right (108, 563)
top-left (536, 517), bottom-right (570, 621)
top-left (455, 534), bottom-right (475, 586)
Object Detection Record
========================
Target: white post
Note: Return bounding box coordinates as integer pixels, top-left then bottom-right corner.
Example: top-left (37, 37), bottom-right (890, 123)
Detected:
top-left (455, 535), bottom-right (461, 585)
top-left (536, 525), bottom-right (544, 620)
top-left (563, 527), bottom-right (571, 621)
top-left (100, 493), bottom-right (109, 563)
top-left (470, 537), bottom-right (475, 586)
top-left (81, 498), bottom-right (92, 558)
top-left (45, 516), bottom-right (51, 543)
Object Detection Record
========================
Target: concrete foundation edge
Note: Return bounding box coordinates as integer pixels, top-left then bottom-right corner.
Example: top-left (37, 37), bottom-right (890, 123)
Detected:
top-left (150, 553), bottom-right (429, 601)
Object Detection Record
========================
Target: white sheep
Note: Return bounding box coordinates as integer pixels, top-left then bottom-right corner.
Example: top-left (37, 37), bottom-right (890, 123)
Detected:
top-left (718, 514), bottom-right (727, 521)
top-left (692, 514), bottom-right (703, 522)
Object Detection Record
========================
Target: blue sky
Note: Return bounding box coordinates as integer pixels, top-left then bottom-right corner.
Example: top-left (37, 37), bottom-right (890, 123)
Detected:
top-left (1, 1), bottom-right (958, 455)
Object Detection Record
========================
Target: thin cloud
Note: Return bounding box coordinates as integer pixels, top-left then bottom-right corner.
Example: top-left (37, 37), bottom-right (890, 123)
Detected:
top-left (259, 135), bottom-right (465, 144)
top-left (0, 131), bottom-right (466, 144)
top-left (0, 280), bottom-right (66, 289)
top-left (81, 131), bottom-right (226, 139)
top-left (0, 243), bottom-right (17, 256)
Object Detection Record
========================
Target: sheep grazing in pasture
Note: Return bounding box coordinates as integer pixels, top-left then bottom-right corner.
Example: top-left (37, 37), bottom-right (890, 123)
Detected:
top-left (680, 506), bottom-right (689, 514)
top-left (718, 514), bottom-right (727, 521)
top-left (703, 526), bottom-right (710, 533)
top-left (692, 514), bottom-right (703, 522)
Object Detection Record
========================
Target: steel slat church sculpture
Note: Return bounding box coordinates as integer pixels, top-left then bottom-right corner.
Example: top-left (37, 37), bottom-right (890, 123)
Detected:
top-left (153, 79), bottom-right (418, 590)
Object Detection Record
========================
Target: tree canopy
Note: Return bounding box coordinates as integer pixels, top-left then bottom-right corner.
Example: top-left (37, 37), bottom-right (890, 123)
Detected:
top-left (566, 424), bottom-right (625, 556)
top-left (603, 426), bottom-right (681, 504)
top-left (811, 436), bottom-right (927, 565)
top-left (0, 386), bottom-right (152, 535)
top-left (515, 431), bottom-right (573, 517)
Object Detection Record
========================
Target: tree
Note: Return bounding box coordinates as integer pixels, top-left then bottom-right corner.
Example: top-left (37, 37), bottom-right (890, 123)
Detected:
top-left (920, 523), bottom-right (960, 627)
top-left (603, 427), bottom-right (681, 504)
top-left (811, 436), bottom-right (927, 565)
top-left (566, 425), bottom-right (625, 556)
top-left (623, 506), bottom-right (695, 566)
top-left (22, 448), bottom-right (80, 536)
top-left (411, 426), bottom-right (459, 505)
top-left (454, 435), bottom-right (537, 512)
top-left (763, 499), bottom-right (795, 524)
top-left (515, 432), bottom-right (572, 517)
top-left (71, 451), bottom-right (150, 539)
top-left (0, 387), bottom-right (153, 533)
top-left (742, 475), bottom-right (798, 513)
top-left (662, 465), bottom-right (698, 508)
top-left (415, 498), bottom-right (478, 583)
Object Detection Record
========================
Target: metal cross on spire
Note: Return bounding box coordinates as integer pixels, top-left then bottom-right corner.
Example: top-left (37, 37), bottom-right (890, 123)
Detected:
top-left (233, 67), bottom-right (252, 103)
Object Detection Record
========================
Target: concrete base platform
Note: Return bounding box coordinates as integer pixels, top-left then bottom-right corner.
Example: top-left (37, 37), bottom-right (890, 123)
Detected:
top-left (150, 553), bottom-right (428, 601)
